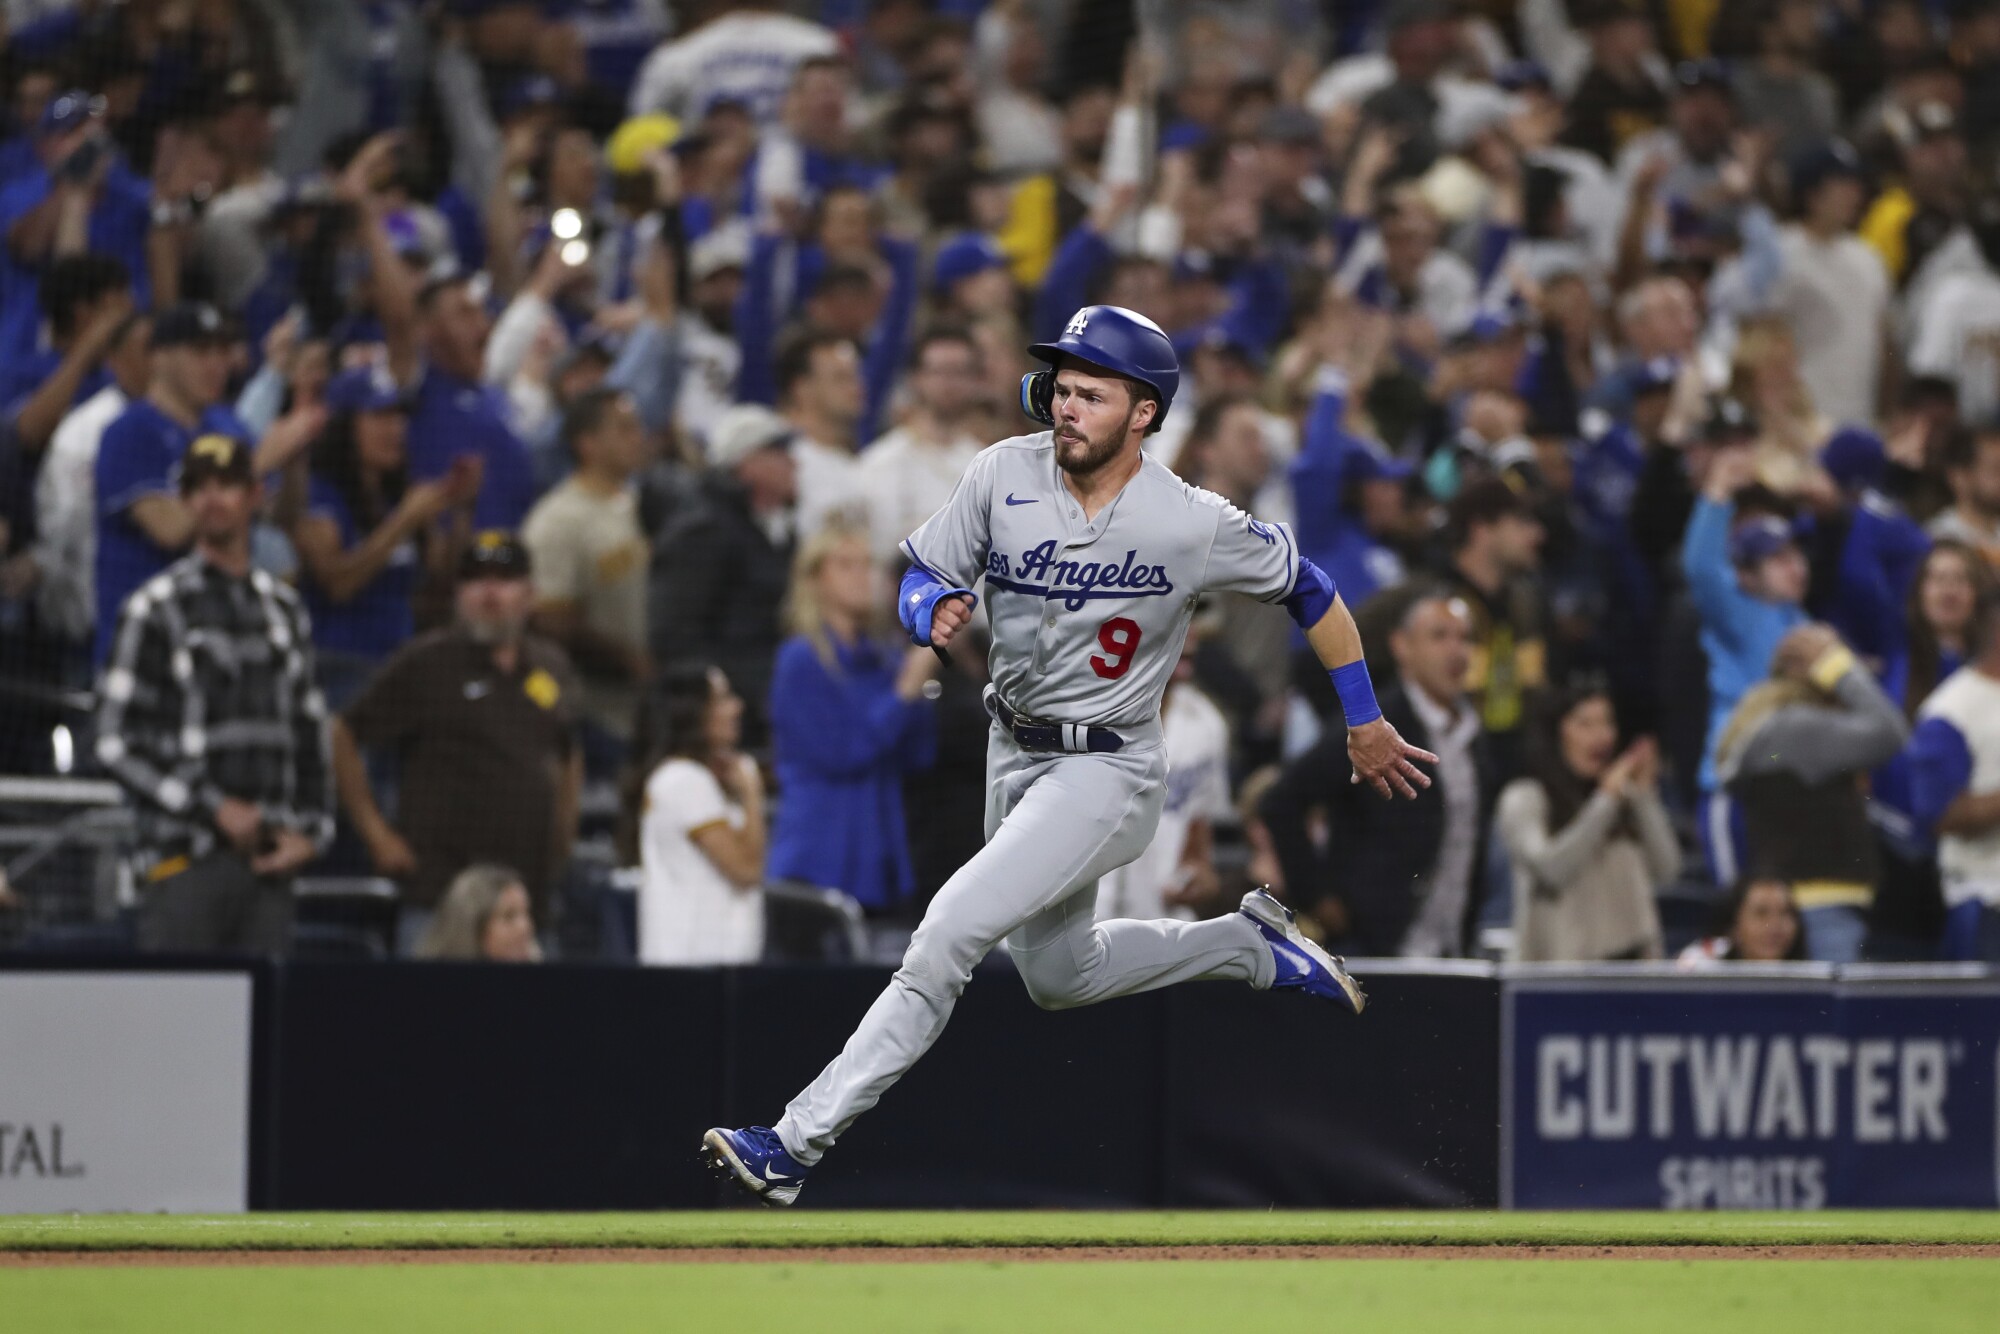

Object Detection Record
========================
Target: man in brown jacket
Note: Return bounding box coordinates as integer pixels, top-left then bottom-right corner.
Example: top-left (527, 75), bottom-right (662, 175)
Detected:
top-left (331, 532), bottom-right (582, 955)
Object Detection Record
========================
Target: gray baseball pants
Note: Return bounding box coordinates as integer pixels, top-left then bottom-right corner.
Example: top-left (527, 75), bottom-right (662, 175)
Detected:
top-left (775, 727), bottom-right (1273, 1165)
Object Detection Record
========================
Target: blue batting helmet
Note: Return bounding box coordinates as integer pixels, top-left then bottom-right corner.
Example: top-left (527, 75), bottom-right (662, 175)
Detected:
top-left (1022, 305), bottom-right (1180, 435)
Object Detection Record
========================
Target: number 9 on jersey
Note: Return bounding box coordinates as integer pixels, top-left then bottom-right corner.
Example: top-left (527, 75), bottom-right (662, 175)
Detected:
top-left (1090, 616), bottom-right (1142, 680)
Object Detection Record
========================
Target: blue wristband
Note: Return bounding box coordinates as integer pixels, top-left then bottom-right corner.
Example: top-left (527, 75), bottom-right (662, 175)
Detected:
top-left (1330, 660), bottom-right (1382, 729)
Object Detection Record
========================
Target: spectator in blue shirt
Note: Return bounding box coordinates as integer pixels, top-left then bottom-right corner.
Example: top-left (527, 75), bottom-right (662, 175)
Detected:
top-left (5, 253), bottom-right (131, 455)
top-left (0, 91), bottom-right (153, 368)
top-left (322, 129), bottom-right (539, 535)
top-left (1681, 426), bottom-right (1810, 881)
top-left (293, 366), bottom-right (477, 709)
top-left (0, 67), bottom-right (59, 187)
top-left (400, 275), bottom-right (537, 531)
top-left (766, 519), bottom-right (939, 914)
top-left (1574, 357), bottom-right (1677, 730)
top-left (1815, 426), bottom-right (1933, 668)
top-left (1289, 366), bottom-right (1412, 609)
top-left (751, 55), bottom-right (888, 227)
top-left (91, 305), bottom-right (244, 664)
top-left (735, 183), bottom-right (918, 440)
top-left (372, 217), bottom-right (538, 531)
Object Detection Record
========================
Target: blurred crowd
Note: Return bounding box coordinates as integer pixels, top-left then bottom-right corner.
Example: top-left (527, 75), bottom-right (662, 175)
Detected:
top-left (2, 0), bottom-right (2000, 968)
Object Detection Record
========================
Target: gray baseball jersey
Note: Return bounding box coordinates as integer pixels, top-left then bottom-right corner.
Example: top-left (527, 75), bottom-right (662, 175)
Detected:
top-left (901, 431), bottom-right (1301, 731)
top-left (775, 430), bottom-right (1293, 1167)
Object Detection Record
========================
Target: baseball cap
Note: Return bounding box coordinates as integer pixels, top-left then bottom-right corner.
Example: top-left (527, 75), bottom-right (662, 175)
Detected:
top-left (1450, 311), bottom-right (1522, 349)
top-left (38, 89), bottom-right (104, 138)
top-left (1189, 324), bottom-right (1267, 370)
top-left (931, 232), bottom-right (1009, 295)
top-left (1494, 60), bottom-right (1554, 94)
top-left (1171, 250), bottom-right (1220, 284)
top-left (1634, 356), bottom-right (1680, 396)
top-left (323, 365), bottom-right (406, 415)
top-left (1789, 138), bottom-right (1864, 201)
top-left (707, 403), bottom-right (793, 471)
top-left (1673, 59), bottom-right (1734, 97)
top-left (1820, 426), bottom-right (1889, 491)
top-left (177, 433), bottom-right (254, 493)
top-left (1701, 396), bottom-right (1761, 441)
top-left (460, 530), bottom-right (532, 581)
top-left (1159, 123), bottom-right (1211, 154)
top-left (689, 223), bottom-right (751, 283)
top-left (1344, 441), bottom-right (1416, 486)
top-left (1885, 100), bottom-right (1960, 151)
top-left (499, 74), bottom-right (561, 122)
top-left (381, 208), bottom-right (438, 263)
top-left (1729, 515), bottom-right (1798, 569)
top-left (556, 328), bottom-right (620, 378)
top-left (152, 302), bottom-right (232, 349)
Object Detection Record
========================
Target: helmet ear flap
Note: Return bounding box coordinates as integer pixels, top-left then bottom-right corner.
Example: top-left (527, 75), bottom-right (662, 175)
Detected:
top-left (1019, 369), bottom-right (1055, 425)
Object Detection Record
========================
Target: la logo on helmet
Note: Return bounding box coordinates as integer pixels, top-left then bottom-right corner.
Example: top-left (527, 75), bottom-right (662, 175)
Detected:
top-left (1065, 309), bottom-right (1090, 337)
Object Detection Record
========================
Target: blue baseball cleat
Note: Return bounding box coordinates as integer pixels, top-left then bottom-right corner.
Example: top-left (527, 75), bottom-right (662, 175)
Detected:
top-left (1240, 887), bottom-right (1367, 1013)
top-left (701, 1125), bottom-right (810, 1206)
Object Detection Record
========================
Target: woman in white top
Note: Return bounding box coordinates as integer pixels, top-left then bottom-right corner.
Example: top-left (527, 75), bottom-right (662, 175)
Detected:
top-left (637, 664), bottom-right (767, 965)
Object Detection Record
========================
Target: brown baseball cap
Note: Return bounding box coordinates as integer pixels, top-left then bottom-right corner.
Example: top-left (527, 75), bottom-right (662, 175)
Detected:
top-left (177, 434), bottom-right (254, 493)
top-left (460, 529), bottom-right (532, 580)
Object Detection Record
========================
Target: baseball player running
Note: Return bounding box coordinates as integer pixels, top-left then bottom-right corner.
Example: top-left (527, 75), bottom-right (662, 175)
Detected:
top-left (704, 307), bottom-right (1435, 1204)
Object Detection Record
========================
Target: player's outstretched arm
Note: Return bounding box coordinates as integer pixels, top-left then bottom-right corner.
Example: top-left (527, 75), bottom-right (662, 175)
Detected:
top-left (1301, 587), bottom-right (1438, 801)
top-left (1206, 510), bottom-right (1435, 799)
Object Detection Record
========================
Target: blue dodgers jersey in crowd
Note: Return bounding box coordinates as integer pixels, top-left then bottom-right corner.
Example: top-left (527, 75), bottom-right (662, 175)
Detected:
top-left (765, 633), bottom-right (937, 911)
top-left (92, 398), bottom-right (253, 663)
top-left (301, 475), bottom-right (420, 661)
top-left (404, 364), bottom-right (537, 531)
top-left (0, 163), bottom-right (151, 363)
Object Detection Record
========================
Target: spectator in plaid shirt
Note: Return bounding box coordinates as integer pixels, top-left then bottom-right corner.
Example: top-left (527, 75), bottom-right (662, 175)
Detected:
top-left (95, 434), bottom-right (334, 955)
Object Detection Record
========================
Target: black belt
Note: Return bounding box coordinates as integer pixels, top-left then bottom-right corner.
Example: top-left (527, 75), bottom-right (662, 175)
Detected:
top-left (988, 690), bottom-right (1125, 754)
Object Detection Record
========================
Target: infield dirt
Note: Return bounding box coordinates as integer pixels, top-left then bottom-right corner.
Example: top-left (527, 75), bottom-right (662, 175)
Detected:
top-left (7, 1243), bottom-right (1999, 1266)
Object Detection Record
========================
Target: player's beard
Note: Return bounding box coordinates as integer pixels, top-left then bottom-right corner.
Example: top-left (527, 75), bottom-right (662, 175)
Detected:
top-left (1054, 405), bottom-right (1136, 477)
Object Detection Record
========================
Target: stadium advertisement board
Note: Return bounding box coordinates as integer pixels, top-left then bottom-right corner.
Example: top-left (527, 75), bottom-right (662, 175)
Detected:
top-left (1502, 969), bottom-right (2000, 1209)
top-left (0, 971), bottom-right (253, 1213)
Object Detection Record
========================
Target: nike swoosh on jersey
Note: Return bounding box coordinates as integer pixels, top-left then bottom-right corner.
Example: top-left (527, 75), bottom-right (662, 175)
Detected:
top-left (1004, 493), bottom-right (1038, 505)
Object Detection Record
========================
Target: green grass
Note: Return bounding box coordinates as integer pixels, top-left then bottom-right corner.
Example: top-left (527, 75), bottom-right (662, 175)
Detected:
top-left (2, 1209), bottom-right (1997, 1253)
top-left (3, 1259), bottom-right (1996, 1334)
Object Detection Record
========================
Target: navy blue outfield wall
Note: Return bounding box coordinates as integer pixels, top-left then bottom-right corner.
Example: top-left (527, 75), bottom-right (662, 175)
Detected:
top-left (11, 957), bottom-right (1995, 1209)
top-left (268, 961), bottom-right (1501, 1210)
